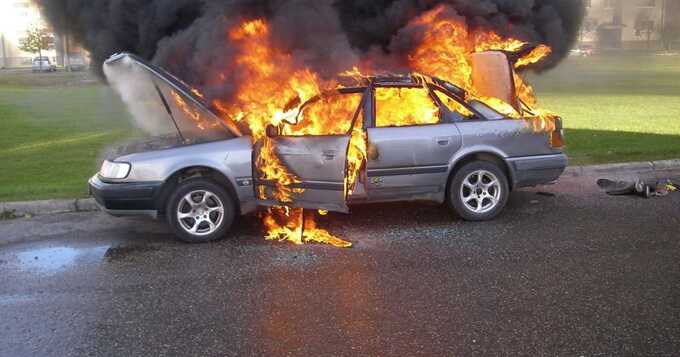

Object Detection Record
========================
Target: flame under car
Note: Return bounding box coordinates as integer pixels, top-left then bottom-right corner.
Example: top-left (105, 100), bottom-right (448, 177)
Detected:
top-left (89, 53), bottom-right (567, 243)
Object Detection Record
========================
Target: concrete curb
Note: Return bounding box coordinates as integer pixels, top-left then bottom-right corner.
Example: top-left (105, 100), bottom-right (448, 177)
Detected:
top-left (0, 198), bottom-right (98, 219)
top-left (563, 159), bottom-right (680, 178)
top-left (1, 159), bottom-right (679, 219)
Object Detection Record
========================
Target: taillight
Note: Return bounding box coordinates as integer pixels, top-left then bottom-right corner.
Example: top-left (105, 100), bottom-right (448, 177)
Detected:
top-left (550, 117), bottom-right (564, 148)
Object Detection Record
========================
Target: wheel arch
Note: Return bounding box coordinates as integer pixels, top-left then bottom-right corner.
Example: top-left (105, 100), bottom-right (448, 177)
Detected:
top-left (155, 165), bottom-right (240, 215)
top-left (446, 151), bottom-right (514, 196)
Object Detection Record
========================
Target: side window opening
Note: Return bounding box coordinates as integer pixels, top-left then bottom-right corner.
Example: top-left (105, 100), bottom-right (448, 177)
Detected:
top-left (468, 100), bottom-right (505, 120)
top-left (375, 87), bottom-right (440, 128)
top-left (431, 89), bottom-right (475, 120)
top-left (281, 92), bottom-right (363, 136)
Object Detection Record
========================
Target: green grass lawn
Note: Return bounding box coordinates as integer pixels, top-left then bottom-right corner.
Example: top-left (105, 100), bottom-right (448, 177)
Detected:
top-left (527, 53), bottom-right (680, 165)
top-left (0, 54), bottom-right (679, 202)
top-left (0, 71), bottom-right (135, 201)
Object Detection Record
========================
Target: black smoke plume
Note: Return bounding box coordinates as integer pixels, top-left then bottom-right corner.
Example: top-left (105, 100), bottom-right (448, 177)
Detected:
top-left (36, 0), bottom-right (584, 102)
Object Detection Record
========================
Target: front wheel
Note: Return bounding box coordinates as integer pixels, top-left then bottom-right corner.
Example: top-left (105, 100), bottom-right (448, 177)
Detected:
top-left (447, 161), bottom-right (509, 221)
top-left (166, 178), bottom-right (236, 243)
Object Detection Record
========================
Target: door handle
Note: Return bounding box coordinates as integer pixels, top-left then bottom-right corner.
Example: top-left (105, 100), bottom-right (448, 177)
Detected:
top-left (322, 150), bottom-right (336, 160)
top-left (436, 137), bottom-right (450, 146)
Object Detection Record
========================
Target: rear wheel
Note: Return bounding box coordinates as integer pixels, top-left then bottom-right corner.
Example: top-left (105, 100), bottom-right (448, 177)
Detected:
top-left (166, 178), bottom-right (235, 243)
top-left (447, 161), bottom-right (509, 221)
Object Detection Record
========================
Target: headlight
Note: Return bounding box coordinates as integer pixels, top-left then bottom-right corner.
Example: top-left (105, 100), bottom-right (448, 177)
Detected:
top-left (99, 160), bottom-right (131, 179)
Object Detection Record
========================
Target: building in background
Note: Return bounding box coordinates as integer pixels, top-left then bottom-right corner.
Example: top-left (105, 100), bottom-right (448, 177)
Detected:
top-left (581, 0), bottom-right (680, 49)
top-left (0, 0), bottom-right (87, 69)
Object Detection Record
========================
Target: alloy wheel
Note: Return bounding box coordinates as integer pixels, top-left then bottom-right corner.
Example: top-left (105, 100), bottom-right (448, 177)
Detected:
top-left (176, 190), bottom-right (225, 236)
top-left (459, 170), bottom-right (502, 214)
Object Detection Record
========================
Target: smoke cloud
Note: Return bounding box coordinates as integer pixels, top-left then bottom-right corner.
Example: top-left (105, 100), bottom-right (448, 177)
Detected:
top-left (36, 0), bottom-right (584, 103)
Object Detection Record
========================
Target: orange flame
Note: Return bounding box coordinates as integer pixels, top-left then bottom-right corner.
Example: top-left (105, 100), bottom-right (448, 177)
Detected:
top-left (202, 9), bottom-right (560, 247)
top-left (407, 4), bottom-right (558, 130)
top-left (213, 19), bottom-right (354, 246)
top-left (264, 207), bottom-right (352, 248)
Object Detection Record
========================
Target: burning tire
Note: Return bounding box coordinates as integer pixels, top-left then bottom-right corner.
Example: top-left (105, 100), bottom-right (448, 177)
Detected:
top-left (166, 178), bottom-right (235, 243)
top-left (448, 161), bottom-right (509, 221)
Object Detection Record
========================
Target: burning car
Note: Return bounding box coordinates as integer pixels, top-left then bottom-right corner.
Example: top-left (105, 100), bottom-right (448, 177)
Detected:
top-left (89, 52), bottom-right (566, 243)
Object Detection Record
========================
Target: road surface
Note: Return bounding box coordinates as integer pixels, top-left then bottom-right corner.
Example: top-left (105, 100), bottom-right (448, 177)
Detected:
top-left (1, 173), bottom-right (679, 356)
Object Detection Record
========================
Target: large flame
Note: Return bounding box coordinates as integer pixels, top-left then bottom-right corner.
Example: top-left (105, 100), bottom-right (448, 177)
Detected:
top-left (185, 6), bottom-right (560, 248)
top-left (212, 19), bottom-right (357, 247)
top-left (263, 207), bottom-right (352, 248)
top-left (407, 4), bottom-right (558, 128)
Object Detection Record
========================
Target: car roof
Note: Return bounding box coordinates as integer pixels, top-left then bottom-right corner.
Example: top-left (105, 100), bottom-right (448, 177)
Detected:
top-left (342, 73), bottom-right (467, 97)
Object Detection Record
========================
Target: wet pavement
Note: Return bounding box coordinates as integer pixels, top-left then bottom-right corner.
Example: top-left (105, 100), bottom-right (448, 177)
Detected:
top-left (1, 173), bottom-right (679, 356)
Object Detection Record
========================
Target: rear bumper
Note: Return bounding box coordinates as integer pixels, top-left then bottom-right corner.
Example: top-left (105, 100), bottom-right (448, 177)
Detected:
top-left (88, 175), bottom-right (162, 217)
top-left (507, 153), bottom-right (568, 188)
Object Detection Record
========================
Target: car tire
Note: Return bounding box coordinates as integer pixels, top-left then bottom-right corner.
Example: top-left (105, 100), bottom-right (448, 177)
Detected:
top-left (165, 178), bottom-right (236, 243)
top-left (447, 161), bottom-right (509, 221)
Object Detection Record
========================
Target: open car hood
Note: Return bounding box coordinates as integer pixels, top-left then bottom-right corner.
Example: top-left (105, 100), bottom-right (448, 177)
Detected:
top-left (103, 53), bottom-right (241, 140)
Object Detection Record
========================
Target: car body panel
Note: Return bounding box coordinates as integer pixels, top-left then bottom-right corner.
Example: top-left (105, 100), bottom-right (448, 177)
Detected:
top-left (366, 123), bottom-right (461, 201)
top-left (507, 153), bottom-right (568, 188)
top-left (448, 119), bottom-right (565, 188)
top-left (91, 52), bottom-right (567, 220)
top-left (255, 135), bottom-right (351, 213)
top-left (89, 175), bottom-right (161, 217)
top-left (104, 53), bottom-right (242, 139)
top-left (112, 136), bottom-right (257, 214)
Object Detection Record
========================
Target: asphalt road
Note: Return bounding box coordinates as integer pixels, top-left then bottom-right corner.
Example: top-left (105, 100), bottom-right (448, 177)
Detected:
top-left (1, 173), bottom-right (679, 356)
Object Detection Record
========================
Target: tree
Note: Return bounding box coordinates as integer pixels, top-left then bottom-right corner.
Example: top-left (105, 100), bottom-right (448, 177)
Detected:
top-left (19, 26), bottom-right (51, 60)
top-left (659, 24), bottom-right (680, 50)
top-left (634, 9), bottom-right (655, 49)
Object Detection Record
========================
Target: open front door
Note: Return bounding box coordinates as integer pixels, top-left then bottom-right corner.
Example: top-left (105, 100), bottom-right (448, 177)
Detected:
top-left (254, 89), bottom-right (367, 213)
top-left (255, 136), bottom-right (351, 212)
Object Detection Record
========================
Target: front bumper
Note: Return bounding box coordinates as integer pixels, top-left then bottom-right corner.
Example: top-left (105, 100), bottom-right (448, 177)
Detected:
top-left (88, 175), bottom-right (162, 217)
top-left (507, 153), bottom-right (568, 188)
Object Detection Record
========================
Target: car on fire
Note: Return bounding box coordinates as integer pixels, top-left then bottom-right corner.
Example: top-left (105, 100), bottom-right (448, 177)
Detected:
top-left (90, 53), bottom-right (567, 243)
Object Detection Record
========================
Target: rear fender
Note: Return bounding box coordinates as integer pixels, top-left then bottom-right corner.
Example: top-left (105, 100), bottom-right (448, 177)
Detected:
top-left (446, 146), bottom-right (514, 189)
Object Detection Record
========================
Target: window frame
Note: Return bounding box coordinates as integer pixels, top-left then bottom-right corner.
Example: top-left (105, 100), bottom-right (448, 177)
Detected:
top-left (427, 85), bottom-right (494, 122)
top-left (369, 83), bottom-right (447, 129)
top-left (277, 87), bottom-right (369, 138)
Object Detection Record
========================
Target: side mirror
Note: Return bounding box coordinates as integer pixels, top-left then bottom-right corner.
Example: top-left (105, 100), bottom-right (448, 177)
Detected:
top-left (265, 124), bottom-right (279, 138)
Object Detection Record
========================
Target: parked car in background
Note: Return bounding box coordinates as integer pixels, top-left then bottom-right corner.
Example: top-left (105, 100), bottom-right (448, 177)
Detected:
top-left (32, 56), bottom-right (57, 72)
top-left (67, 54), bottom-right (88, 71)
top-left (91, 53), bottom-right (567, 243)
top-left (570, 44), bottom-right (595, 57)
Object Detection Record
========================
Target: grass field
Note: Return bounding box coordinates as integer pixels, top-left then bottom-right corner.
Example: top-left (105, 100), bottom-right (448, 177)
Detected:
top-left (0, 71), bottom-right (135, 201)
top-left (528, 53), bottom-right (680, 164)
top-left (1, 53), bottom-right (679, 202)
